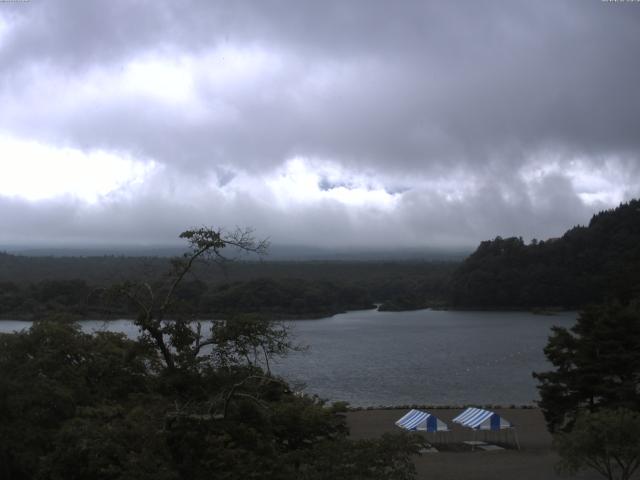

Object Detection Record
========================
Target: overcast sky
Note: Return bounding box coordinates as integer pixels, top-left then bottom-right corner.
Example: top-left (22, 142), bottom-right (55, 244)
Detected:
top-left (1, 0), bottom-right (639, 250)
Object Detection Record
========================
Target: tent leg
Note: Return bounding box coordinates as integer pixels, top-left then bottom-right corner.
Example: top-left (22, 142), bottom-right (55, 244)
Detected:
top-left (513, 428), bottom-right (521, 451)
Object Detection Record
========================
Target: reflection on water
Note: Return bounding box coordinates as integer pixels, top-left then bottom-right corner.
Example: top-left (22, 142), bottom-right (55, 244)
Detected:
top-left (0, 309), bottom-right (575, 407)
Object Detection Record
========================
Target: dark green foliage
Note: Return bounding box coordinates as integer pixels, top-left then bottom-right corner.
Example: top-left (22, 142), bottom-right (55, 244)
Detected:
top-left (0, 251), bottom-right (458, 288)
top-left (0, 228), bottom-right (422, 479)
top-left (0, 321), bottom-right (152, 479)
top-left (201, 278), bottom-right (374, 317)
top-left (40, 403), bottom-right (178, 480)
top-left (451, 199), bottom-right (640, 308)
top-left (533, 302), bottom-right (640, 432)
top-left (0, 264), bottom-right (456, 320)
top-left (0, 281), bottom-right (24, 312)
top-left (0, 279), bottom-right (93, 319)
top-left (554, 408), bottom-right (640, 480)
top-left (0, 320), bottom-right (422, 479)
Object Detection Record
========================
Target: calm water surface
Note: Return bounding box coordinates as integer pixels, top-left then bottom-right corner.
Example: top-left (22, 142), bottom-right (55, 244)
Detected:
top-left (0, 309), bottom-right (575, 407)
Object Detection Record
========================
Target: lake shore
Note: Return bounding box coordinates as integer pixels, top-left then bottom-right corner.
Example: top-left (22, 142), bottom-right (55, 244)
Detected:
top-left (0, 308), bottom-right (363, 322)
top-left (0, 304), bottom-right (576, 322)
top-left (346, 408), bottom-right (600, 480)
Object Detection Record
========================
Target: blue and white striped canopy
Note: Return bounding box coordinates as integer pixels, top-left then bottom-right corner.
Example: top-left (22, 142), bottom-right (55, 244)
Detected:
top-left (452, 407), bottom-right (512, 431)
top-left (395, 409), bottom-right (449, 432)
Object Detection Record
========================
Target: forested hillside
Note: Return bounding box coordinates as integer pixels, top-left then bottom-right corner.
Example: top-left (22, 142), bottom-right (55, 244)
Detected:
top-left (0, 257), bottom-right (455, 319)
top-left (4, 200), bottom-right (639, 317)
top-left (451, 200), bottom-right (640, 308)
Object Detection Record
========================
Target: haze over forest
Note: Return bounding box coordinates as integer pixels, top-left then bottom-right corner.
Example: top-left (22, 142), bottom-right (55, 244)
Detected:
top-left (1, 1), bottom-right (640, 251)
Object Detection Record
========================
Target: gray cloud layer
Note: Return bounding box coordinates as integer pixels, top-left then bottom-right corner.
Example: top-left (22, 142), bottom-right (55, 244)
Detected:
top-left (1, 1), bottom-right (639, 248)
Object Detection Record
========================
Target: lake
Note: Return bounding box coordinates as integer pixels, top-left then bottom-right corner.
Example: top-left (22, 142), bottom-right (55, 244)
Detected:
top-left (0, 309), bottom-right (575, 407)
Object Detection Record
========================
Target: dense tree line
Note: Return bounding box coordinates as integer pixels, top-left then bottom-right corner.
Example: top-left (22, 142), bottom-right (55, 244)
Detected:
top-left (0, 252), bottom-right (457, 287)
top-left (534, 301), bottom-right (640, 433)
top-left (0, 264), bottom-right (455, 319)
top-left (554, 408), bottom-right (640, 480)
top-left (200, 278), bottom-right (374, 317)
top-left (534, 300), bottom-right (640, 480)
top-left (0, 278), bottom-right (373, 320)
top-left (0, 227), bottom-right (424, 479)
top-left (451, 199), bottom-right (640, 309)
top-left (0, 318), bottom-right (424, 479)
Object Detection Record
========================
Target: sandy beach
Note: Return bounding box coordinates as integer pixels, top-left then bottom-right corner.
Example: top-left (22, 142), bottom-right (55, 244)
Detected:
top-left (346, 408), bottom-right (601, 480)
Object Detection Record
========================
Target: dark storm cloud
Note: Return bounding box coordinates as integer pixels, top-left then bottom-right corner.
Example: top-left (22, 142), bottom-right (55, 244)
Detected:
top-left (1, 1), bottom-right (639, 247)
top-left (4, 0), bottom-right (640, 170)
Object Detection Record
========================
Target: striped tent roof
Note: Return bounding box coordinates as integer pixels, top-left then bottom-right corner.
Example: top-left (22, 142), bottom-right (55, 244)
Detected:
top-left (452, 407), bottom-right (512, 431)
top-left (395, 409), bottom-right (449, 432)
